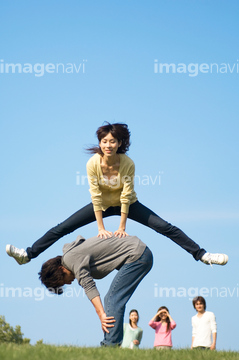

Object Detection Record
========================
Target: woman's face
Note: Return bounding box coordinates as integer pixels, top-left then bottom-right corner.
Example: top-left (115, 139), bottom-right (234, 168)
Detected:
top-left (129, 311), bottom-right (139, 324)
top-left (99, 132), bottom-right (121, 157)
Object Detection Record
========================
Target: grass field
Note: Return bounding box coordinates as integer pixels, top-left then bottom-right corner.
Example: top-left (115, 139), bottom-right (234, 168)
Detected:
top-left (0, 344), bottom-right (239, 360)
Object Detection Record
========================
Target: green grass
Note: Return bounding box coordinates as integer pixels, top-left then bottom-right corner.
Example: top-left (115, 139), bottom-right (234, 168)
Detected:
top-left (0, 344), bottom-right (238, 360)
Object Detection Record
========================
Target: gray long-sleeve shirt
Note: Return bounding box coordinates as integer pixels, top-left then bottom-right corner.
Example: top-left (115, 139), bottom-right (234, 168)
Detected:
top-left (61, 234), bottom-right (146, 300)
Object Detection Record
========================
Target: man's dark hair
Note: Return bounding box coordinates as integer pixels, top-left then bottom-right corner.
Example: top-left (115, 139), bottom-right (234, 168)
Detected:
top-left (38, 256), bottom-right (64, 295)
top-left (192, 296), bottom-right (206, 310)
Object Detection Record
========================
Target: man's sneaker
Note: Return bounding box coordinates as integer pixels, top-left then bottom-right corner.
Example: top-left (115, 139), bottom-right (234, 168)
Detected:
top-left (6, 245), bottom-right (30, 265)
top-left (200, 252), bottom-right (228, 266)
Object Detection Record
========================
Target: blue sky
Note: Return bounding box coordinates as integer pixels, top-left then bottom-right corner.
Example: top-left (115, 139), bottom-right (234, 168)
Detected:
top-left (1, 0), bottom-right (238, 351)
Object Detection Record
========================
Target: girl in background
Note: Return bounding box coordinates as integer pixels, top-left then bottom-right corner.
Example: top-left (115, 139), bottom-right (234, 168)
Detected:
top-left (149, 306), bottom-right (176, 350)
top-left (121, 309), bottom-right (143, 349)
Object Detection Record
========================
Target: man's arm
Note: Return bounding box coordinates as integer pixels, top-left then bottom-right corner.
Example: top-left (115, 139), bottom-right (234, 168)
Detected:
top-left (210, 332), bottom-right (217, 350)
top-left (210, 312), bottom-right (217, 350)
top-left (191, 317), bottom-right (196, 349)
top-left (191, 336), bottom-right (195, 349)
top-left (91, 296), bottom-right (115, 333)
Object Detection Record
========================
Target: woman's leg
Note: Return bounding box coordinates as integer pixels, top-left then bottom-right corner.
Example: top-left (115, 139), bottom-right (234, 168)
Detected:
top-left (7, 205), bottom-right (118, 263)
top-left (26, 203), bottom-right (97, 259)
top-left (128, 201), bottom-right (206, 261)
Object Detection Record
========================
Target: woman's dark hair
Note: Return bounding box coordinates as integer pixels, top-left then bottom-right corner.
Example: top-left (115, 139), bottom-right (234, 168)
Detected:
top-left (86, 122), bottom-right (131, 155)
top-left (192, 296), bottom-right (206, 310)
top-left (155, 306), bottom-right (171, 333)
top-left (129, 309), bottom-right (139, 326)
top-left (38, 256), bottom-right (64, 295)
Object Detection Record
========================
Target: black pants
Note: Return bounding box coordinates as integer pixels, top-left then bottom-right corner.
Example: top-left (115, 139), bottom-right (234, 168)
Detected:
top-left (26, 201), bottom-right (206, 260)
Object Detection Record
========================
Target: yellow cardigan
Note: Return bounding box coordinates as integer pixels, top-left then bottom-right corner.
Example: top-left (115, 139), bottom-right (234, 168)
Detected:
top-left (86, 153), bottom-right (138, 214)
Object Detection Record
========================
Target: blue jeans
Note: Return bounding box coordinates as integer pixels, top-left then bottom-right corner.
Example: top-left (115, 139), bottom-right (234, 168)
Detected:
top-left (27, 201), bottom-right (206, 260)
top-left (101, 246), bottom-right (153, 346)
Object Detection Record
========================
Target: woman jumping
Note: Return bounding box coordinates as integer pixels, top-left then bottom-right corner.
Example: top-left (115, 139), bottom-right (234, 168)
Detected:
top-left (6, 123), bottom-right (228, 266)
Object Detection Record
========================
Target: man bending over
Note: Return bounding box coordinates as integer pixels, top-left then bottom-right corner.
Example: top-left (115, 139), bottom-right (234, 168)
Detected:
top-left (39, 234), bottom-right (153, 346)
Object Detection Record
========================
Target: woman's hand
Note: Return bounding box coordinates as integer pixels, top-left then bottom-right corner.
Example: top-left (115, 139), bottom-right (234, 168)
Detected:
top-left (95, 211), bottom-right (112, 239)
top-left (116, 213), bottom-right (128, 238)
top-left (114, 229), bottom-right (128, 238)
top-left (156, 309), bottom-right (169, 317)
top-left (133, 340), bottom-right (139, 345)
top-left (97, 229), bottom-right (113, 239)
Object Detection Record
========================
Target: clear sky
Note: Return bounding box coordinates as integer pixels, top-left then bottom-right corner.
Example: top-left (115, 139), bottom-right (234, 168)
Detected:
top-left (1, 0), bottom-right (238, 351)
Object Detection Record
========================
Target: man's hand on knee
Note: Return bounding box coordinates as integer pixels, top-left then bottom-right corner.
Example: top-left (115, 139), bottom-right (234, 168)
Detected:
top-left (100, 312), bottom-right (116, 333)
top-left (91, 296), bottom-right (116, 333)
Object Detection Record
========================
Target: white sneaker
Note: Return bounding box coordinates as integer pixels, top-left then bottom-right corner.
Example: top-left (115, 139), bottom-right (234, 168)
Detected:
top-left (6, 245), bottom-right (30, 265)
top-left (200, 252), bottom-right (228, 266)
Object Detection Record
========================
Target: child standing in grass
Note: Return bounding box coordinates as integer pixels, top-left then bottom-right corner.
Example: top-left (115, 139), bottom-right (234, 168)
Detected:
top-left (121, 309), bottom-right (143, 349)
top-left (149, 306), bottom-right (176, 350)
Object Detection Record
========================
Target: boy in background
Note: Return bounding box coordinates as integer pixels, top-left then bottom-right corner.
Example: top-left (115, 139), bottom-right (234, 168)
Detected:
top-left (191, 296), bottom-right (217, 350)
